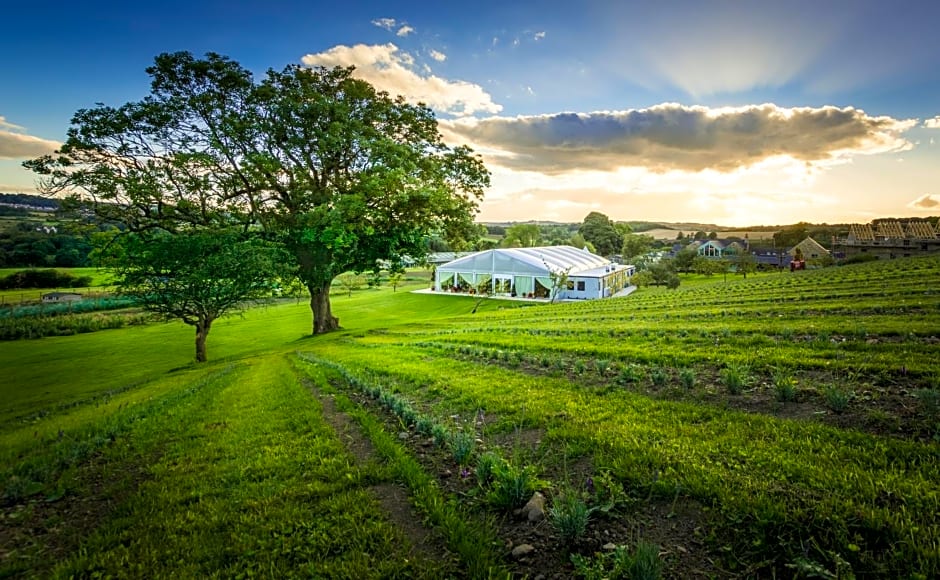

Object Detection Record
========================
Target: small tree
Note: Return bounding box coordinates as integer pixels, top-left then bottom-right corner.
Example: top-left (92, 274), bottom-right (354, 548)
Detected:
top-left (501, 224), bottom-right (541, 248)
top-left (736, 252), bottom-right (757, 279)
top-left (621, 233), bottom-right (654, 264)
top-left (336, 273), bottom-right (365, 297)
top-left (106, 231), bottom-right (287, 362)
top-left (387, 271), bottom-right (405, 292)
top-left (548, 266), bottom-right (571, 304)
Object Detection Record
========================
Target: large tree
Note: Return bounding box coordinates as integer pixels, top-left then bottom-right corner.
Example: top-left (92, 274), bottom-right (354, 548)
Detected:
top-left (501, 223), bottom-right (541, 248)
top-left (26, 52), bottom-right (489, 334)
top-left (578, 211), bottom-right (622, 256)
top-left (103, 230), bottom-right (287, 362)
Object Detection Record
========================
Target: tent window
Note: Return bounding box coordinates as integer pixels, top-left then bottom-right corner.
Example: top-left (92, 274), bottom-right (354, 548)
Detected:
top-left (577, 281), bottom-right (585, 291)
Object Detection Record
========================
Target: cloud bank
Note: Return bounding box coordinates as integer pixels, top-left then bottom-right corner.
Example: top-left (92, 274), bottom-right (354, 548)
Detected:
top-left (301, 44), bottom-right (501, 117)
top-left (441, 104), bottom-right (915, 174)
top-left (0, 117), bottom-right (60, 159)
top-left (924, 116), bottom-right (940, 129)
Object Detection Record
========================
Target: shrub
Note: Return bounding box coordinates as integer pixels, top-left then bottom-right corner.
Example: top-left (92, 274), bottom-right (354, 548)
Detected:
top-left (679, 368), bottom-right (696, 390)
top-left (488, 461), bottom-right (536, 510)
top-left (822, 384), bottom-right (852, 413)
top-left (550, 490), bottom-right (592, 544)
top-left (915, 388), bottom-right (940, 419)
top-left (594, 359), bottom-right (611, 376)
top-left (570, 541), bottom-right (662, 580)
top-left (447, 430), bottom-right (476, 465)
top-left (772, 368), bottom-right (798, 402)
top-left (617, 365), bottom-right (642, 386)
top-left (721, 364), bottom-right (750, 395)
top-left (475, 451), bottom-right (502, 487)
top-left (650, 367), bottom-right (668, 388)
top-left (0, 269), bottom-right (93, 290)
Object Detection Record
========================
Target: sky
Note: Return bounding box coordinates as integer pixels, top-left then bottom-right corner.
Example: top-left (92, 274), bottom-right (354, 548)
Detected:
top-left (3, 0), bottom-right (940, 227)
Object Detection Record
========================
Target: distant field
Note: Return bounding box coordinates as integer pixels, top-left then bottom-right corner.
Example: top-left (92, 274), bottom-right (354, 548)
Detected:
top-left (642, 227), bottom-right (777, 240)
top-left (2, 258), bottom-right (938, 578)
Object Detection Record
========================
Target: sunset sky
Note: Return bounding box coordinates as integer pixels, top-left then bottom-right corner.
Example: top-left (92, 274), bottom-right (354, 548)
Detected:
top-left (3, 0), bottom-right (939, 226)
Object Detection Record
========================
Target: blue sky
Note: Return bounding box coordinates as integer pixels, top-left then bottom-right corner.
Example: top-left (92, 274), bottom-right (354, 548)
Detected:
top-left (3, 0), bottom-right (940, 225)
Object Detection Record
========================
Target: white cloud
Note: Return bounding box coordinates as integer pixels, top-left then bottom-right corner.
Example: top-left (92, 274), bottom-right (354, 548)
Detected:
top-left (534, 31), bottom-right (546, 40)
top-left (0, 117), bottom-right (60, 160)
top-left (441, 103), bottom-right (915, 174)
top-left (428, 49), bottom-right (446, 62)
top-left (301, 43), bottom-right (502, 116)
top-left (924, 116), bottom-right (940, 129)
top-left (0, 116), bottom-right (25, 131)
top-left (396, 25), bottom-right (414, 37)
top-left (371, 18), bottom-right (397, 31)
top-left (909, 194), bottom-right (940, 209)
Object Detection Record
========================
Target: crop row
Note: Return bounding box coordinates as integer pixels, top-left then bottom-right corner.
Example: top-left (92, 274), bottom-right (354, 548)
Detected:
top-left (302, 339), bottom-right (940, 577)
top-left (0, 310), bottom-right (151, 341)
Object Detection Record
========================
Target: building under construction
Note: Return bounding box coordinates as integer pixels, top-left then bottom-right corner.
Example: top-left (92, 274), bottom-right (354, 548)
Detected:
top-left (833, 220), bottom-right (940, 260)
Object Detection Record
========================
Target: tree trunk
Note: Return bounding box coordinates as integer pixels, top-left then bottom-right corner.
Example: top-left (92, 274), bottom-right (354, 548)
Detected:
top-left (309, 282), bottom-right (339, 334)
top-left (195, 318), bottom-right (212, 363)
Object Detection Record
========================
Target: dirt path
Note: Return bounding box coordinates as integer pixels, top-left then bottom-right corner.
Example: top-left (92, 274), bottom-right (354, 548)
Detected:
top-left (305, 381), bottom-right (449, 565)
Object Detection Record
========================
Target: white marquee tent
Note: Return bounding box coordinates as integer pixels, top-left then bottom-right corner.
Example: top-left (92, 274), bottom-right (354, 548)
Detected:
top-left (434, 245), bottom-right (634, 300)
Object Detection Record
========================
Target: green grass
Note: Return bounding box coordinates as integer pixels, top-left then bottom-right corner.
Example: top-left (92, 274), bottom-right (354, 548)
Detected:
top-left (3, 257), bottom-right (939, 577)
top-left (0, 288), bottom-right (523, 429)
top-left (6, 355), bottom-right (450, 578)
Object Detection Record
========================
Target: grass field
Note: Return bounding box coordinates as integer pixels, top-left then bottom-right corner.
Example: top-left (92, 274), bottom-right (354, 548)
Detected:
top-left (2, 258), bottom-right (938, 578)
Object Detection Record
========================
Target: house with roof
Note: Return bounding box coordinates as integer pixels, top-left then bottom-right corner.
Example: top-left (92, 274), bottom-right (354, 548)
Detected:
top-left (788, 237), bottom-right (830, 261)
top-left (836, 220), bottom-right (940, 260)
top-left (695, 239), bottom-right (746, 259)
top-left (434, 245), bottom-right (634, 300)
top-left (41, 291), bottom-right (82, 303)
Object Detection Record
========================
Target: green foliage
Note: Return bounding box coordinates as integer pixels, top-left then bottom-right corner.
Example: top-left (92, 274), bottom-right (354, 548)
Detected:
top-left (27, 51), bottom-right (490, 335)
top-left (914, 388), bottom-right (940, 419)
top-left (679, 368), bottom-right (696, 390)
top-left (501, 223), bottom-right (542, 248)
top-left (105, 230), bottom-right (288, 362)
top-left (621, 234), bottom-right (654, 262)
top-left (617, 364), bottom-right (643, 386)
top-left (822, 384), bottom-right (853, 413)
top-left (488, 460), bottom-right (537, 510)
top-left (773, 368), bottom-right (799, 402)
top-left (571, 542), bottom-right (663, 580)
top-left (387, 271), bottom-right (405, 292)
top-left (475, 451), bottom-right (501, 487)
top-left (550, 489), bottom-right (592, 544)
top-left (447, 430), bottom-right (476, 465)
top-left (721, 363), bottom-right (750, 395)
top-left (579, 211), bottom-right (622, 256)
top-left (336, 272), bottom-right (366, 297)
top-left (0, 269), bottom-right (92, 289)
top-left (649, 366), bottom-right (668, 387)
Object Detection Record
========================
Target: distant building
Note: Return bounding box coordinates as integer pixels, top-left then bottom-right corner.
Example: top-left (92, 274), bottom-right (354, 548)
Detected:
top-left (434, 245), bottom-right (634, 300)
top-left (695, 239), bottom-right (746, 259)
top-left (834, 221), bottom-right (940, 260)
top-left (789, 237), bottom-right (830, 260)
top-left (41, 292), bottom-right (82, 303)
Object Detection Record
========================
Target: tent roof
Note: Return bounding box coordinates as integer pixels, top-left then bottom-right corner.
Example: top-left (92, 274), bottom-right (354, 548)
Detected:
top-left (437, 245), bottom-right (611, 276)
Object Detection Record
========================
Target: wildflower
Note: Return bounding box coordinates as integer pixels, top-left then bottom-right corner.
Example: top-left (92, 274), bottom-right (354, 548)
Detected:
top-left (460, 468), bottom-right (471, 479)
top-left (585, 476), bottom-right (595, 495)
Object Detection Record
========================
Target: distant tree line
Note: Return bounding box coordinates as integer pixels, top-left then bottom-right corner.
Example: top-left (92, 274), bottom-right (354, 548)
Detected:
top-left (0, 222), bottom-right (94, 268)
top-left (0, 193), bottom-right (59, 210)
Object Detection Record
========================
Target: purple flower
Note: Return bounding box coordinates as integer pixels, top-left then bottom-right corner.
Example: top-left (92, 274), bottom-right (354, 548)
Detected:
top-left (585, 476), bottom-right (595, 494)
top-left (460, 468), bottom-right (471, 479)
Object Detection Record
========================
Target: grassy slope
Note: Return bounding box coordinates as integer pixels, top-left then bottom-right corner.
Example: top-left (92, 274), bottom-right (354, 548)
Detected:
top-left (3, 261), bottom-right (938, 576)
top-left (0, 286), bottom-right (522, 427)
